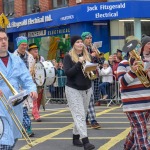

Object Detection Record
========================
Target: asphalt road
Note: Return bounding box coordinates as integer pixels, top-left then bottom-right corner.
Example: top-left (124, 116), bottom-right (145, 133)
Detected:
top-left (14, 103), bottom-right (130, 150)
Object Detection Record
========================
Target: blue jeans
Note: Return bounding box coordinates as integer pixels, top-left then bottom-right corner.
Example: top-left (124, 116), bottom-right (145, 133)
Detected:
top-left (99, 82), bottom-right (110, 97)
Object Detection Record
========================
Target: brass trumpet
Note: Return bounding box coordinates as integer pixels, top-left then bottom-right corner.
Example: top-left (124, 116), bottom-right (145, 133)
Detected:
top-left (129, 50), bottom-right (150, 88)
top-left (81, 60), bottom-right (98, 80)
top-left (90, 43), bottom-right (101, 55)
top-left (0, 72), bottom-right (33, 147)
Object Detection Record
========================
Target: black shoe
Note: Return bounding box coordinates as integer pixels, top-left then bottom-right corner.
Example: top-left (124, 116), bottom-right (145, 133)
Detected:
top-left (73, 139), bottom-right (83, 147)
top-left (73, 134), bottom-right (83, 147)
top-left (84, 143), bottom-right (95, 150)
top-left (28, 132), bottom-right (35, 137)
top-left (82, 137), bottom-right (95, 150)
top-left (36, 118), bottom-right (42, 122)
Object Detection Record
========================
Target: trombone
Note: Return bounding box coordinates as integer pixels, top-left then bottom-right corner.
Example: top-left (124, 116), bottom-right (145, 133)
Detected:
top-left (0, 72), bottom-right (33, 147)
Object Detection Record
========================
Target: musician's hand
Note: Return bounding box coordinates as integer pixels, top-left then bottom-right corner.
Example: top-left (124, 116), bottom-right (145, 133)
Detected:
top-left (114, 71), bottom-right (117, 74)
top-left (30, 91), bottom-right (38, 100)
top-left (146, 68), bottom-right (150, 73)
top-left (91, 51), bottom-right (98, 57)
top-left (132, 61), bottom-right (140, 71)
top-left (0, 90), bottom-right (3, 97)
top-left (79, 57), bottom-right (85, 63)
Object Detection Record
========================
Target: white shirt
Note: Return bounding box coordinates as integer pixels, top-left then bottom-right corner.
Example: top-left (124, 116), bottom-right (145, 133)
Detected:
top-left (99, 66), bottom-right (113, 83)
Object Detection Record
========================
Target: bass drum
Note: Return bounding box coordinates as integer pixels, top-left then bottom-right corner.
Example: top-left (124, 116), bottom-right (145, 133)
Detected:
top-left (0, 117), bottom-right (4, 139)
top-left (34, 61), bottom-right (56, 86)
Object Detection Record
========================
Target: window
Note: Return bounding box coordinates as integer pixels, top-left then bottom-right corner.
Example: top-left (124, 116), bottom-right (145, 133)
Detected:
top-left (124, 22), bottom-right (134, 37)
top-left (141, 21), bottom-right (150, 36)
top-left (52, 0), bottom-right (68, 9)
top-left (27, 0), bottom-right (39, 14)
top-left (3, 0), bottom-right (14, 18)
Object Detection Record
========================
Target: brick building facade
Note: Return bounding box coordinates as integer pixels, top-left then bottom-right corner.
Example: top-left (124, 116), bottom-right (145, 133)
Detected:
top-left (0, 0), bottom-right (106, 18)
top-left (2, 0), bottom-right (147, 60)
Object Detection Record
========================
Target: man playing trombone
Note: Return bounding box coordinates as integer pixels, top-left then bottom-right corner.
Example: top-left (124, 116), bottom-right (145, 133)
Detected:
top-left (0, 29), bottom-right (38, 150)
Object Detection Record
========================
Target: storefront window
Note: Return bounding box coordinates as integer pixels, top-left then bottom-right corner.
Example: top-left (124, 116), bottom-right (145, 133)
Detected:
top-left (52, 0), bottom-right (68, 9)
top-left (28, 34), bottom-right (70, 62)
top-left (27, 0), bottom-right (39, 14)
top-left (110, 19), bottom-right (150, 54)
top-left (124, 22), bottom-right (134, 37)
top-left (141, 21), bottom-right (150, 36)
top-left (3, 0), bottom-right (14, 18)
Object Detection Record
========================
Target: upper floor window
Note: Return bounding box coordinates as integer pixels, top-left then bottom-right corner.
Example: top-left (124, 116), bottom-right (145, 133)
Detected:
top-left (53, 0), bottom-right (68, 9)
top-left (3, 0), bottom-right (14, 18)
top-left (27, 0), bottom-right (40, 14)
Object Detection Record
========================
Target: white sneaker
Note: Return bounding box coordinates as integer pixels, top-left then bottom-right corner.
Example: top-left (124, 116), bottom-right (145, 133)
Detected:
top-left (103, 95), bottom-right (108, 100)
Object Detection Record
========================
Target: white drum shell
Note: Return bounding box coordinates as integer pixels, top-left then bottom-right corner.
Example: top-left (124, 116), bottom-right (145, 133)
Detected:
top-left (34, 61), bottom-right (56, 86)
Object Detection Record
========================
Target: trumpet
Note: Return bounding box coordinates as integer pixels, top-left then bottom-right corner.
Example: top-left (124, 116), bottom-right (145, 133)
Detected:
top-left (81, 60), bottom-right (98, 80)
top-left (129, 50), bottom-right (150, 88)
top-left (90, 43), bottom-right (101, 55)
top-left (0, 72), bottom-right (34, 147)
top-left (122, 39), bottom-right (150, 88)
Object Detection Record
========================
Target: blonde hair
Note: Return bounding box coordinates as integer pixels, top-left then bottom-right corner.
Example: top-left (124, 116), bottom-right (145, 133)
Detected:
top-left (69, 47), bottom-right (91, 63)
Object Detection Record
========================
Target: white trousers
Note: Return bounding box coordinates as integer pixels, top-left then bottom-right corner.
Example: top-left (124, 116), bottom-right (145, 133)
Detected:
top-left (65, 86), bottom-right (92, 139)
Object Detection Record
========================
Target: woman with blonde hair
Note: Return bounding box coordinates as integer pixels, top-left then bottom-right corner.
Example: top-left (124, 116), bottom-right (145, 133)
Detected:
top-left (63, 35), bottom-right (95, 150)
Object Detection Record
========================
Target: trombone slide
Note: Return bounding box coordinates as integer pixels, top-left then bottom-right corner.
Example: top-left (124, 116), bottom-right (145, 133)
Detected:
top-left (0, 71), bottom-right (33, 147)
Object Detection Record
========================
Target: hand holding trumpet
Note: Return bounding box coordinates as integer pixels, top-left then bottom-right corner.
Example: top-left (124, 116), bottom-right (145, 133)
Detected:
top-left (78, 56), bottom-right (85, 63)
top-left (90, 43), bottom-right (100, 57)
top-left (132, 60), bottom-right (143, 71)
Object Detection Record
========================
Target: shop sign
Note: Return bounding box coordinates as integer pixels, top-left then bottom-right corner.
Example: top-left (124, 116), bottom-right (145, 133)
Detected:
top-left (28, 30), bottom-right (46, 38)
top-left (7, 15), bottom-right (52, 29)
top-left (18, 26), bottom-right (70, 38)
top-left (7, 1), bottom-right (150, 33)
top-left (47, 28), bottom-right (70, 36)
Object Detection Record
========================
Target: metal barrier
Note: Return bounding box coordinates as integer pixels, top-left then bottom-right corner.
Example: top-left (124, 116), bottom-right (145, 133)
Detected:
top-left (44, 76), bottom-right (67, 104)
top-left (97, 75), bottom-right (121, 107)
top-left (44, 75), bottom-right (121, 107)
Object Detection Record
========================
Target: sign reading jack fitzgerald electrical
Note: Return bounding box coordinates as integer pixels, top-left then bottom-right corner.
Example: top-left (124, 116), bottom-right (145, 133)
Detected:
top-left (6, 1), bottom-right (150, 33)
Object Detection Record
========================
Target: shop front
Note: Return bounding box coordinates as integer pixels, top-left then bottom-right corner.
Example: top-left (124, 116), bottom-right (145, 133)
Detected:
top-left (6, 1), bottom-right (150, 60)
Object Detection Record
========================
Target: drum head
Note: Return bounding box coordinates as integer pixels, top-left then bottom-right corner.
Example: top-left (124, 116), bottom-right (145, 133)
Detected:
top-left (34, 61), bottom-right (56, 86)
top-left (0, 117), bottom-right (4, 139)
top-left (34, 62), bottom-right (45, 86)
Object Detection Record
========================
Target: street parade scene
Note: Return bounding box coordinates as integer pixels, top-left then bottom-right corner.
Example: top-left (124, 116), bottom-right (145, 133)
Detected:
top-left (0, 0), bottom-right (150, 150)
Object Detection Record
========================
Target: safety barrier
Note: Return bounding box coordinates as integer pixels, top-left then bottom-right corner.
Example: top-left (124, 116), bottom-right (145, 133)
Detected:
top-left (44, 76), bottom-right (67, 104)
top-left (44, 75), bottom-right (121, 106)
top-left (97, 75), bottom-right (121, 107)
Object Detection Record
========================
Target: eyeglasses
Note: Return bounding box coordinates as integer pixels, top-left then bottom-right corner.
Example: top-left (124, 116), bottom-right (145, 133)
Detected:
top-left (0, 37), bottom-right (8, 42)
top-left (85, 36), bottom-right (92, 39)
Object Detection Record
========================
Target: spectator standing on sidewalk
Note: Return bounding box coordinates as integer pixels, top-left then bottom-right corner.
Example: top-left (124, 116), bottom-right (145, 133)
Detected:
top-left (98, 60), bottom-right (113, 100)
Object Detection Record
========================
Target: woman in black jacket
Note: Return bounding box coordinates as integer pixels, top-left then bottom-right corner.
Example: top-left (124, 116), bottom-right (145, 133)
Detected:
top-left (63, 35), bottom-right (95, 150)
